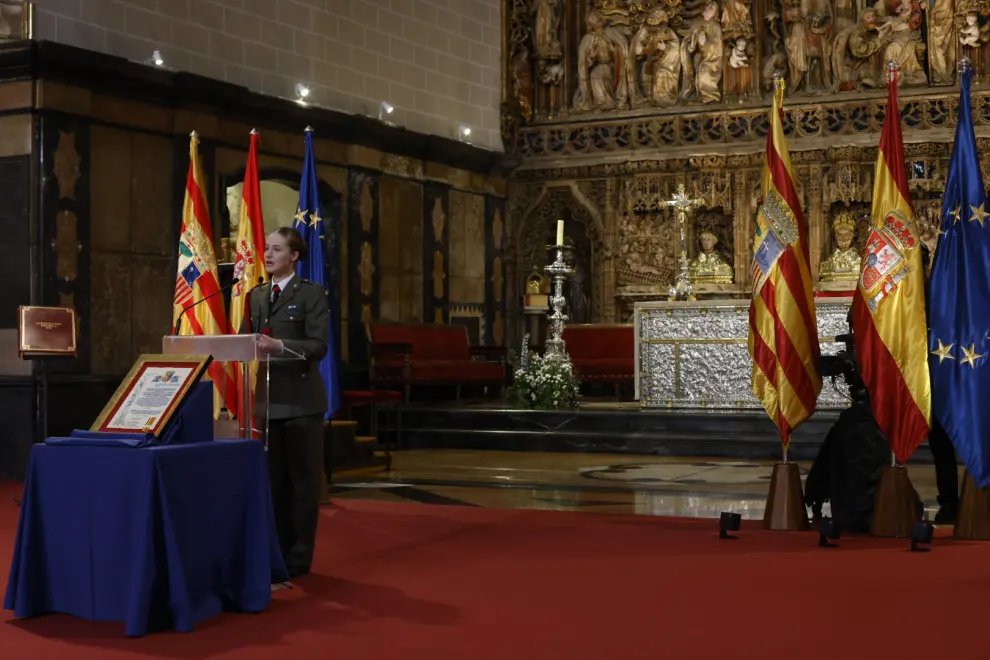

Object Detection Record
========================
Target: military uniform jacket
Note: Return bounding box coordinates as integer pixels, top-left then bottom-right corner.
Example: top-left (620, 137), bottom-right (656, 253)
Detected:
top-left (243, 277), bottom-right (329, 420)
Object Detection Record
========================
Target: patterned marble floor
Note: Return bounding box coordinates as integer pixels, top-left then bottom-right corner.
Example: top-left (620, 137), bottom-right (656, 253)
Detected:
top-left (331, 449), bottom-right (948, 521)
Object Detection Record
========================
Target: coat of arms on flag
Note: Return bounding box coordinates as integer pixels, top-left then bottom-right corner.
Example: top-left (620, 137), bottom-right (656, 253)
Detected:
top-left (859, 209), bottom-right (919, 312)
top-left (751, 189), bottom-right (800, 295)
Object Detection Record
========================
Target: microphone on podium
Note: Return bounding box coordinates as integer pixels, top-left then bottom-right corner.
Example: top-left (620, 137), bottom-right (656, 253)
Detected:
top-left (174, 277), bottom-right (242, 335)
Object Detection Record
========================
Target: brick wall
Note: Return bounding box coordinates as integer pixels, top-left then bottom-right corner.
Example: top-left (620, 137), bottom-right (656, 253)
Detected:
top-left (32, 0), bottom-right (503, 150)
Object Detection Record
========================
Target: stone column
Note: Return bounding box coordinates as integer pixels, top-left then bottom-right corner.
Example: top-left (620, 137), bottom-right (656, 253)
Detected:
top-left (807, 163), bottom-right (825, 283)
top-left (732, 169), bottom-right (751, 289)
top-left (600, 176), bottom-right (618, 322)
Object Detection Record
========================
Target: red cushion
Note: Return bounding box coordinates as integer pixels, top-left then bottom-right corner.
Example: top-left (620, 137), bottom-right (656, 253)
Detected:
top-left (368, 322), bottom-right (470, 360)
top-left (563, 325), bottom-right (634, 360)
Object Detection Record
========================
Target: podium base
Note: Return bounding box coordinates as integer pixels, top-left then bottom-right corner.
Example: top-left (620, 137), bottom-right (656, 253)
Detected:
top-left (954, 471), bottom-right (990, 540)
top-left (870, 466), bottom-right (919, 538)
top-left (763, 462), bottom-right (809, 531)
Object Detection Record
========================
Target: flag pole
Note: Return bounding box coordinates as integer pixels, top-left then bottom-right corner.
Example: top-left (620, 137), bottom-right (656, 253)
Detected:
top-left (867, 61), bottom-right (924, 537)
top-left (759, 72), bottom-right (810, 531)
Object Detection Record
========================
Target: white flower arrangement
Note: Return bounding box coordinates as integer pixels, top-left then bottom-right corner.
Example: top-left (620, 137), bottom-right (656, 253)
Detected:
top-left (508, 348), bottom-right (581, 411)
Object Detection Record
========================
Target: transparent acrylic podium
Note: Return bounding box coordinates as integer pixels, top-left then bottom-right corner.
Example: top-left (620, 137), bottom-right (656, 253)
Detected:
top-left (162, 334), bottom-right (304, 441)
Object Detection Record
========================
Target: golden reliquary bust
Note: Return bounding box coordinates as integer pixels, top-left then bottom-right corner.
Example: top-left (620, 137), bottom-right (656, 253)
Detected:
top-left (819, 211), bottom-right (860, 284)
top-left (688, 231), bottom-right (733, 284)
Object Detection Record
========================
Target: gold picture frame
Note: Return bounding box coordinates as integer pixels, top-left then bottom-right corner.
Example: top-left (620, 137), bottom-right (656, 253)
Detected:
top-left (91, 354), bottom-right (211, 436)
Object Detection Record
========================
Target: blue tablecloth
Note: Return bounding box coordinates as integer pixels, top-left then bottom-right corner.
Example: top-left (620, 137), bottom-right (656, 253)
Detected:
top-left (3, 439), bottom-right (289, 636)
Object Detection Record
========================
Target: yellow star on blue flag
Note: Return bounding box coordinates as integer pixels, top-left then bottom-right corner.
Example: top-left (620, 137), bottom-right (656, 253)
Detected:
top-left (293, 128), bottom-right (340, 417)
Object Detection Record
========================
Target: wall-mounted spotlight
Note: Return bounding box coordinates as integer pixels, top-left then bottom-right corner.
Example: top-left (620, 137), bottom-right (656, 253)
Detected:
top-left (379, 101), bottom-right (394, 121)
top-left (458, 124), bottom-right (472, 143)
top-left (295, 83), bottom-right (310, 102)
top-left (148, 50), bottom-right (164, 67)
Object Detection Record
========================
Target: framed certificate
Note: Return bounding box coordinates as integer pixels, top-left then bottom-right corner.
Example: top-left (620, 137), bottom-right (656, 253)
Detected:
top-left (91, 354), bottom-right (211, 436)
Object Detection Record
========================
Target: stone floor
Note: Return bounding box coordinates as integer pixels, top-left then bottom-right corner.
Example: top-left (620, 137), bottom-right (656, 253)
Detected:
top-left (331, 449), bottom-right (949, 521)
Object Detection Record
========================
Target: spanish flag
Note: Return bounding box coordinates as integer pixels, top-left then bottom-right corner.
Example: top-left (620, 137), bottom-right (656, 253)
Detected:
top-left (229, 130), bottom-right (268, 428)
top-left (748, 79), bottom-right (822, 449)
top-left (852, 66), bottom-right (931, 464)
top-left (172, 132), bottom-right (238, 419)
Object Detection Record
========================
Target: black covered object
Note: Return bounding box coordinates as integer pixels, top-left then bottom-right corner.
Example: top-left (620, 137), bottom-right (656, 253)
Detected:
top-left (804, 401), bottom-right (893, 533)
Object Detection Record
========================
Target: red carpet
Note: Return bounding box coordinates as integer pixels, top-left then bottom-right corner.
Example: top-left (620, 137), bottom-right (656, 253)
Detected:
top-left (0, 479), bottom-right (985, 659)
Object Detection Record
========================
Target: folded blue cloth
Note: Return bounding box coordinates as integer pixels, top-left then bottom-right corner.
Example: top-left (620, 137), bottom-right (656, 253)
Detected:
top-left (46, 430), bottom-right (155, 448)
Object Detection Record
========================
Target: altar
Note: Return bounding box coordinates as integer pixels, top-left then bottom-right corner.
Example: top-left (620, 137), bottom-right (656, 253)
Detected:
top-left (634, 299), bottom-right (852, 410)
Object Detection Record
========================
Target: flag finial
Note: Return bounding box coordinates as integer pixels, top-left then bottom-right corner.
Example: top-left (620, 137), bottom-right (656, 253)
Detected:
top-left (304, 125), bottom-right (314, 133)
top-left (190, 130), bottom-right (198, 138)
top-left (958, 57), bottom-right (972, 74)
top-left (250, 128), bottom-right (259, 135)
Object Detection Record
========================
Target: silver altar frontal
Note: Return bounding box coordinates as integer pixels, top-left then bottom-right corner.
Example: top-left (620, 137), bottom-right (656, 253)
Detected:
top-left (634, 299), bottom-right (852, 410)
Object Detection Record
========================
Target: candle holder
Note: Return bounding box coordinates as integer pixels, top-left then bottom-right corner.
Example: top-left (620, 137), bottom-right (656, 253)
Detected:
top-left (544, 243), bottom-right (574, 357)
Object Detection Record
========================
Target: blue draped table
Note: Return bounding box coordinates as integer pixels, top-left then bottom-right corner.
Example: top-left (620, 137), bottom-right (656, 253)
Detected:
top-left (3, 438), bottom-right (289, 636)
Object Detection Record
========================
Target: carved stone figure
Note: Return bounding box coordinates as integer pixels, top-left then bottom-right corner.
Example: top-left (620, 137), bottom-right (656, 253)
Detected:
top-left (881, 0), bottom-right (928, 86)
top-left (573, 9), bottom-right (631, 113)
top-left (721, 0), bottom-right (754, 42)
top-left (630, 8), bottom-right (682, 107)
top-left (688, 231), bottom-right (733, 284)
top-left (830, 9), bottom-right (891, 91)
top-left (783, 0), bottom-right (833, 93)
top-left (533, 0), bottom-right (562, 60)
top-left (510, 45), bottom-right (534, 121)
top-left (927, 0), bottom-right (955, 85)
top-left (680, 2), bottom-right (723, 104)
top-left (726, 37), bottom-right (754, 96)
top-left (818, 210), bottom-right (860, 286)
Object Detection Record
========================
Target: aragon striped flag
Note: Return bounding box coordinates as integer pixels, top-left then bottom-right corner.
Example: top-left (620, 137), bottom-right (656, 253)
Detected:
top-left (852, 64), bottom-right (931, 464)
top-left (172, 131), bottom-right (237, 419)
top-left (748, 78), bottom-right (822, 449)
top-left (229, 130), bottom-right (268, 430)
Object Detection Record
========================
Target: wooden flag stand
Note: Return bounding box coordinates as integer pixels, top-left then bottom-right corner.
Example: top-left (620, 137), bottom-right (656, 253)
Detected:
top-left (870, 462), bottom-right (920, 537)
top-left (763, 460), bottom-right (809, 531)
top-left (954, 471), bottom-right (990, 540)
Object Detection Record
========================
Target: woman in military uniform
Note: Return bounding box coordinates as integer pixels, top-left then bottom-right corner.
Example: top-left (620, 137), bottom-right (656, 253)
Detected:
top-left (248, 226), bottom-right (329, 578)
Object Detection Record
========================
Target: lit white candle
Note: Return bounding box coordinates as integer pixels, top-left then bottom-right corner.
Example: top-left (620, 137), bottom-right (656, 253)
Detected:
top-left (556, 219), bottom-right (564, 246)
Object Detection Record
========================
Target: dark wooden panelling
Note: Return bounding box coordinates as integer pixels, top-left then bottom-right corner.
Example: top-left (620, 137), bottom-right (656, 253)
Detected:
top-left (422, 183), bottom-right (450, 324)
top-left (483, 195), bottom-right (507, 346)
top-left (0, 155), bottom-right (30, 328)
top-left (40, 113), bottom-right (90, 374)
top-left (347, 169), bottom-right (379, 367)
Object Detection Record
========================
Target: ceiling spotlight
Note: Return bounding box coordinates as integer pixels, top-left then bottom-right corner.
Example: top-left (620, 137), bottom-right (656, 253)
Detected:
top-left (149, 50), bottom-right (164, 67)
top-left (295, 83), bottom-right (310, 102)
top-left (379, 101), bottom-right (394, 121)
top-left (458, 124), bottom-right (472, 142)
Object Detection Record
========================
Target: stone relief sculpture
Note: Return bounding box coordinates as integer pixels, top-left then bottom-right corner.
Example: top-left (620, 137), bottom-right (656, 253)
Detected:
top-left (680, 2), bottom-right (723, 104)
top-left (782, 0), bottom-right (834, 93)
top-left (830, 9), bottom-right (891, 91)
top-left (511, 45), bottom-right (535, 121)
top-left (533, 0), bottom-right (562, 60)
top-left (882, 0), bottom-right (928, 86)
top-left (927, 0), bottom-right (956, 85)
top-left (573, 9), bottom-right (631, 113)
top-left (630, 8), bottom-right (682, 107)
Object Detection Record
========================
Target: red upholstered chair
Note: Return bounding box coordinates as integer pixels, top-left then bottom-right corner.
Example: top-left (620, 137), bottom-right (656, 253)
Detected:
top-left (365, 321), bottom-right (506, 401)
top-left (561, 324), bottom-right (635, 398)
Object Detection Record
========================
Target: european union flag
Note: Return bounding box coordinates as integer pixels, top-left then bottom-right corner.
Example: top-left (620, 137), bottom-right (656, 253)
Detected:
top-left (294, 127), bottom-right (341, 418)
top-left (928, 62), bottom-right (990, 487)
